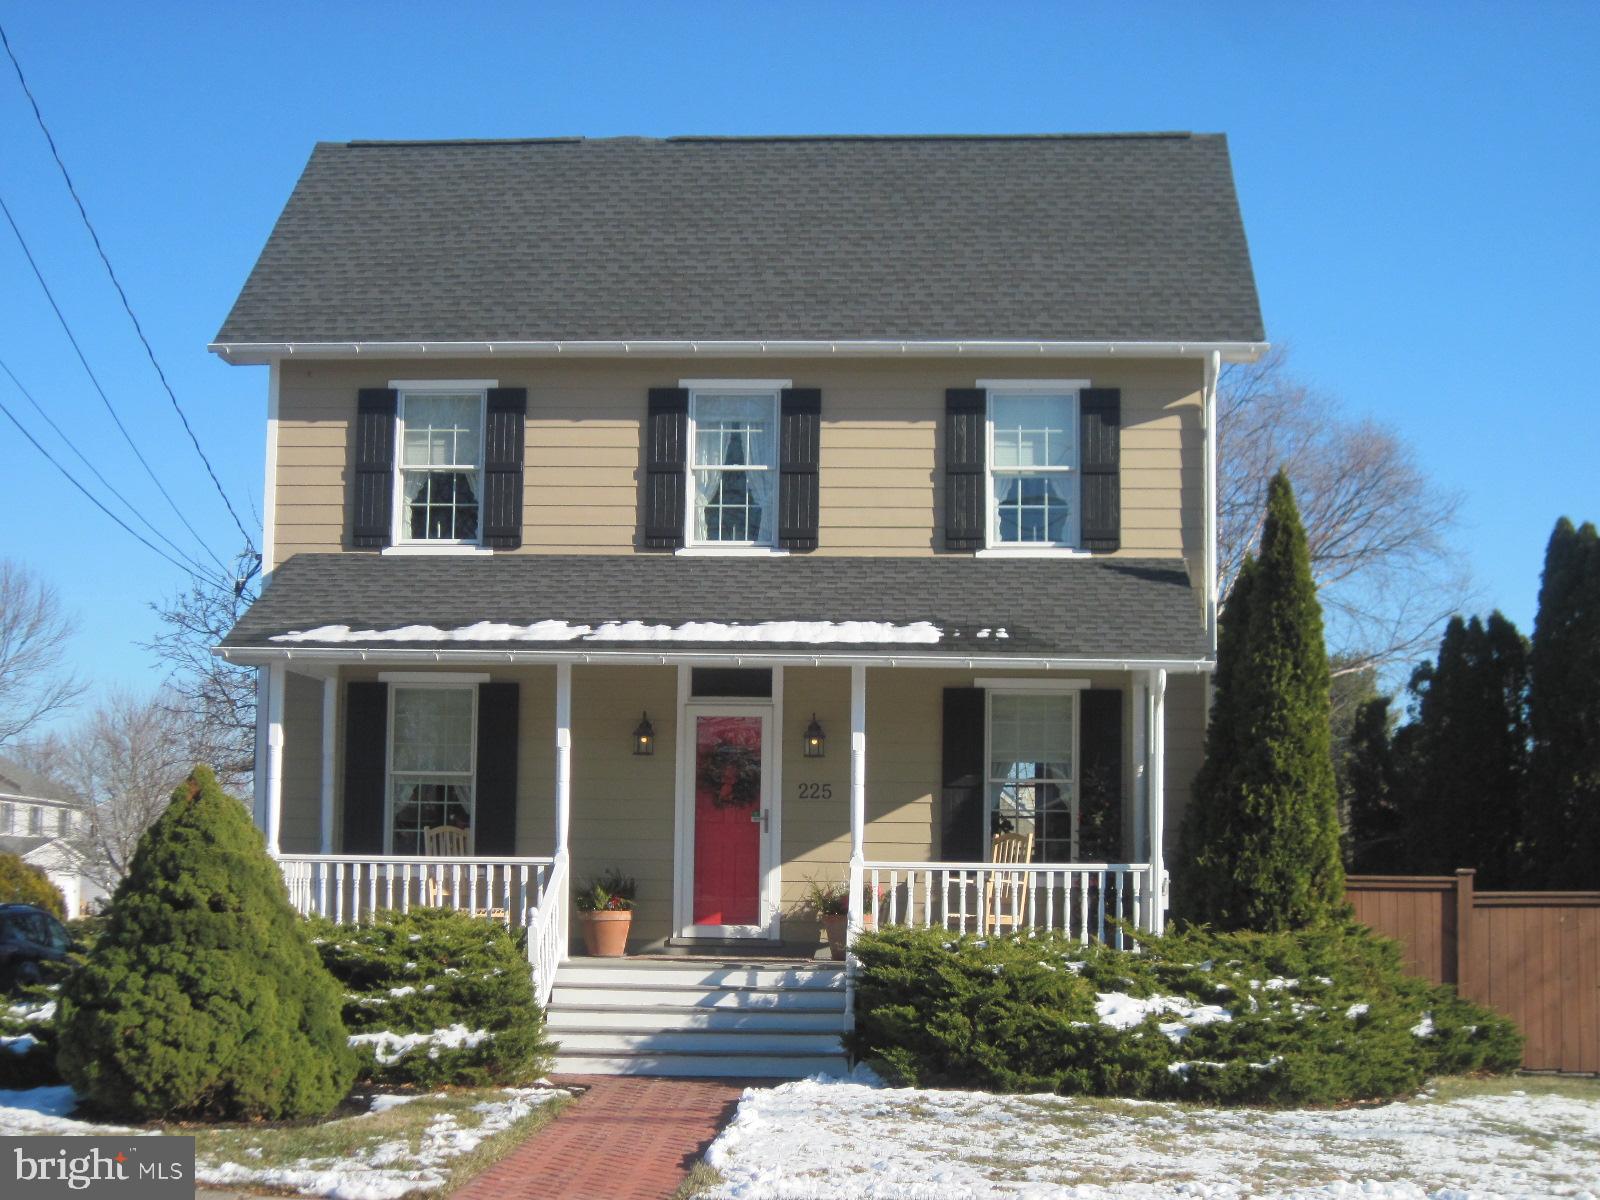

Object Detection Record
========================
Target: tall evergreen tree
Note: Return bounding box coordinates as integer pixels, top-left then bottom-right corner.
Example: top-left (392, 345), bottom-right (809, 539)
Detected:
top-left (1175, 471), bottom-right (1345, 930)
top-left (1527, 517), bottom-right (1600, 888)
top-left (1343, 695), bottom-right (1407, 874)
top-left (1402, 613), bottom-right (1529, 885)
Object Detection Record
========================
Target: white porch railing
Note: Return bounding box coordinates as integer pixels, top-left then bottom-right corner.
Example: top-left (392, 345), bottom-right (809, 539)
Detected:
top-left (276, 854), bottom-right (555, 929)
top-left (525, 854), bottom-right (569, 1007)
top-left (859, 861), bottom-right (1163, 949)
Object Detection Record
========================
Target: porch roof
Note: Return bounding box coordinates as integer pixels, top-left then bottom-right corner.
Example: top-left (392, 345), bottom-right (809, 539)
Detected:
top-left (221, 553), bottom-right (1211, 664)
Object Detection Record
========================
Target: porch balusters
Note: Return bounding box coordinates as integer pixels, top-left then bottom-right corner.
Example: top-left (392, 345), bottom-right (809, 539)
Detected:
top-left (273, 854), bottom-right (554, 930)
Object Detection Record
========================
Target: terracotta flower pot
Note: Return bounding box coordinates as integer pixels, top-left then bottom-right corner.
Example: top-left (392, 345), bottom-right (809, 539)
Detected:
top-left (580, 909), bottom-right (632, 957)
top-left (822, 912), bottom-right (874, 961)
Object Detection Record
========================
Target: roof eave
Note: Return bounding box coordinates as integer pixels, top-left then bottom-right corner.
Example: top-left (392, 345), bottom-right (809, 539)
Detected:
top-left (208, 337), bottom-right (1270, 368)
top-left (215, 644), bottom-right (1215, 672)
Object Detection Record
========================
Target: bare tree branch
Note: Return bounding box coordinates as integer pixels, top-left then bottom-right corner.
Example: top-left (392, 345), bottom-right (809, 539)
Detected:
top-left (1218, 346), bottom-right (1470, 677)
top-left (142, 551), bottom-right (259, 796)
top-left (0, 560), bottom-right (84, 747)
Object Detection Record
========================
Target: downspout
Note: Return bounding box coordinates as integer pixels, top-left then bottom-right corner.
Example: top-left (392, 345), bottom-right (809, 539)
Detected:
top-left (1203, 350), bottom-right (1221, 654)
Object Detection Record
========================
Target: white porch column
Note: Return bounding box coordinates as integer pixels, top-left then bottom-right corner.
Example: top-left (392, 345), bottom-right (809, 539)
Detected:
top-left (1131, 674), bottom-right (1149, 912)
top-left (847, 663), bottom-right (867, 937)
top-left (554, 661), bottom-right (572, 859)
top-left (1146, 668), bottom-right (1168, 935)
top-left (319, 674), bottom-right (337, 854)
top-left (265, 660), bottom-right (286, 857)
top-left (253, 668), bottom-right (270, 832)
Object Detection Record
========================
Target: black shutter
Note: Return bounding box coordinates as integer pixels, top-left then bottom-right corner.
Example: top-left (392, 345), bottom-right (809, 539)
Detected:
top-left (352, 389), bottom-right (398, 548)
top-left (1079, 388), bottom-right (1121, 551)
top-left (1079, 689), bottom-right (1124, 860)
top-left (642, 388), bottom-right (688, 550)
top-left (481, 388), bottom-right (526, 549)
top-left (945, 388), bottom-right (986, 551)
top-left (940, 687), bottom-right (986, 861)
top-left (342, 682), bottom-right (388, 854)
top-left (474, 682), bottom-right (519, 855)
top-left (778, 387), bottom-right (821, 551)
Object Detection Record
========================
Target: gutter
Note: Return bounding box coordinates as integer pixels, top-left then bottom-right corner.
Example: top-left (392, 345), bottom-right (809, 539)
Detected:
top-left (215, 644), bottom-right (1215, 673)
top-left (209, 338), bottom-right (1270, 367)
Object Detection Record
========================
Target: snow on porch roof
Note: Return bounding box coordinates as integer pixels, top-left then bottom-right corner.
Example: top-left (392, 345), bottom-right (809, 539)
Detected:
top-left (222, 554), bottom-right (1210, 663)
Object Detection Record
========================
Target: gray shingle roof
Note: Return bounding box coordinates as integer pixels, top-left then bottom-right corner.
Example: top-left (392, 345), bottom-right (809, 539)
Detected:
top-left (215, 134), bottom-right (1264, 346)
top-left (0, 757), bottom-right (75, 804)
top-left (223, 553), bottom-right (1210, 661)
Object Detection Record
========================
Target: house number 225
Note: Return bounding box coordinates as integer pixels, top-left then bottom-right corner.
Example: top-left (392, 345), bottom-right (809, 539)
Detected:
top-left (797, 782), bottom-right (834, 800)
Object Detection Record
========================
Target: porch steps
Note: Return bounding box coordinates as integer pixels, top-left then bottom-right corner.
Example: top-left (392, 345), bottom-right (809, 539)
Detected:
top-left (547, 957), bottom-right (849, 1078)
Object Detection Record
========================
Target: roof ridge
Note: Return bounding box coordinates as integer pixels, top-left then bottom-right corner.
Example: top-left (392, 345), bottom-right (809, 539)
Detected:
top-left (338, 132), bottom-right (1204, 149)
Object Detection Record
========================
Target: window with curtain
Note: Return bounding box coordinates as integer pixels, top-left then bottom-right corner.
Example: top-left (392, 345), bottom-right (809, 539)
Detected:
top-left (690, 391), bottom-right (777, 544)
top-left (389, 686), bottom-right (476, 855)
top-left (989, 391), bottom-right (1079, 546)
top-left (399, 391), bottom-right (483, 543)
top-left (988, 691), bottom-right (1078, 862)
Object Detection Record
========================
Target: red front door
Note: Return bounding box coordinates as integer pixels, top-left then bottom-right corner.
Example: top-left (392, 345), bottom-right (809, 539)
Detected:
top-left (691, 713), bottom-right (765, 928)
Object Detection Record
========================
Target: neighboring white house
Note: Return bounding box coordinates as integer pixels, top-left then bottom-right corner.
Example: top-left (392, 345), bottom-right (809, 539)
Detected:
top-left (0, 757), bottom-right (106, 917)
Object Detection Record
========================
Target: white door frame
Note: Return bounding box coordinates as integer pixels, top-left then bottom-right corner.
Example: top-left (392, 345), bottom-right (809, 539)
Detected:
top-left (673, 677), bottom-right (782, 941)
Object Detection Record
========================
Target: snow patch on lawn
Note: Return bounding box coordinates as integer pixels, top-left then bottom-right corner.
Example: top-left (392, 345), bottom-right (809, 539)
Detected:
top-left (702, 1079), bottom-right (1600, 1199)
top-left (272, 619), bottom-right (943, 646)
top-left (195, 1088), bottom-right (562, 1200)
top-left (0, 1087), bottom-right (139, 1135)
top-left (348, 1025), bottom-right (490, 1065)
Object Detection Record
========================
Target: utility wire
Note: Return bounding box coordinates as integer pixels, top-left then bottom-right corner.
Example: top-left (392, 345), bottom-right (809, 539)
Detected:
top-left (0, 373), bottom-right (233, 592)
top-left (1, 19), bottom-right (258, 557)
top-left (0, 190), bottom-right (232, 577)
top-left (0, 356), bottom-right (222, 578)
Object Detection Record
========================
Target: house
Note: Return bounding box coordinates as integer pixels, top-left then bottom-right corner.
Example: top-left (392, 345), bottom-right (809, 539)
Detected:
top-left (0, 757), bottom-right (105, 917)
top-left (213, 133), bottom-right (1266, 1074)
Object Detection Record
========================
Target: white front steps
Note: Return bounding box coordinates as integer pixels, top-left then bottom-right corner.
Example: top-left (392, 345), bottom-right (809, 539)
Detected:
top-left (548, 957), bottom-right (849, 1078)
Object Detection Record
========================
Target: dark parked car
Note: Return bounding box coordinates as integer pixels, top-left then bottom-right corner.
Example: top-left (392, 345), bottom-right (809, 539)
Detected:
top-left (0, 904), bottom-right (74, 990)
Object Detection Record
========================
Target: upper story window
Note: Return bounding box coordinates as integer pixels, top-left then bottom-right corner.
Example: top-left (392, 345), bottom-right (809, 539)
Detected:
top-left (396, 386), bottom-right (486, 545)
top-left (687, 385), bottom-right (782, 547)
top-left (984, 382), bottom-right (1084, 549)
top-left (388, 684), bottom-right (476, 855)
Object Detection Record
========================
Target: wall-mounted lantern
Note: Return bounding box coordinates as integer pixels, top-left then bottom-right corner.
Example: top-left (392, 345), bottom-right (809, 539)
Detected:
top-left (803, 713), bottom-right (826, 758)
top-left (632, 712), bottom-right (656, 756)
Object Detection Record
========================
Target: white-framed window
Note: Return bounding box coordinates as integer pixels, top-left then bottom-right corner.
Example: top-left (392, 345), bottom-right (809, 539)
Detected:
top-left (393, 382), bottom-right (491, 546)
top-left (387, 684), bottom-right (477, 855)
top-left (985, 689), bottom-right (1080, 863)
top-left (983, 381), bottom-right (1085, 549)
top-left (28, 806), bottom-right (45, 836)
top-left (685, 382), bottom-right (785, 548)
top-left (0, 802), bottom-right (12, 834)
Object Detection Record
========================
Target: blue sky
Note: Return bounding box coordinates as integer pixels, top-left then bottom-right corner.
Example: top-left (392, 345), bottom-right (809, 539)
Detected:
top-left (0, 1), bottom-right (1596, 714)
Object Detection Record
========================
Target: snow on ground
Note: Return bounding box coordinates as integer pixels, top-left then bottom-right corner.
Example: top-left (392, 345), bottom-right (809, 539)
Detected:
top-left (703, 1079), bottom-right (1600, 1199)
top-left (271, 618), bottom-right (944, 645)
top-left (0, 1087), bottom-right (139, 1134)
top-left (195, 1088), bottom-right (562, 1200)
top-left (347, 1024), bottom-right (491, 1065)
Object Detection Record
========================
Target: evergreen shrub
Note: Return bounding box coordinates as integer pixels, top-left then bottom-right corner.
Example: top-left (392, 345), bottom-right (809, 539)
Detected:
top-left (312, 907), bottom-right (556, 1087)
top-left (0, 853), bottom-right (66, 918)
top-left (847, 924), bottom-right (1521, 1105)
top-left (0, 987), bottom-right (62, 1088)
top-left (56, 766), bottom-right (355, 1120)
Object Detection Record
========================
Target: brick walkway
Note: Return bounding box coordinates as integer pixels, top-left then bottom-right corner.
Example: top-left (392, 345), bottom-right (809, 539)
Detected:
top-left (453, 1076), bottom-right (751, 1200)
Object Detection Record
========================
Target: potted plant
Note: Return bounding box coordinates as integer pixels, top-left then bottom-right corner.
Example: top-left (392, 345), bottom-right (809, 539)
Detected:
top-left (802, 878), bottom-right (882, 961)
top-left (575, 869), bottom-right (636, 957)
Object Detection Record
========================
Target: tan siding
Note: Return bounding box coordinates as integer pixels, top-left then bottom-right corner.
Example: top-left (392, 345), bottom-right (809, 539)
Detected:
top-left (271, 356), bottom-right (1203, 567)
top-left (279, 671), bottom-right (324, 853)
top-left (1163, 673), bottom-right (1207, 855)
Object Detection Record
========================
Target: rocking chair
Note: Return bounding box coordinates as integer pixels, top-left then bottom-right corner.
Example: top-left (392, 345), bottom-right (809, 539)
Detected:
top-left (984, 830), bottom-right (1034, 933)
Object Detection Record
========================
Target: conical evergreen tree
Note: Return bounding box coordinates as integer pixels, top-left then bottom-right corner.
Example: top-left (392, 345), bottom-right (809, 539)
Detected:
top-left (1401, 613), bottom-right (1529, 885)
top-left (1175, 471), bottom-right (1344, 931)
top-left (1527, 517), bottom-right (1600, 888)
top-left (58, 766), bottom-right (355, 1120)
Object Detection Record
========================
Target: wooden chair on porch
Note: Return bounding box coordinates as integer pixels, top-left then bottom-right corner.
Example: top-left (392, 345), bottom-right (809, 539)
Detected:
top-left (422, 825), bottom-right (507, 921)
top-left (984, 830), bottom-right (1034, 933)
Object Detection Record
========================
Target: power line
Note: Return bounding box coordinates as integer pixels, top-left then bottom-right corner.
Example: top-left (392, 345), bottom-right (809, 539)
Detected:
top-left (0, 357), bottom-right (223, 577)
top-left (0, 19), bottom-right (258, 557)
top-left (0, 189), bottom-right (231, 577)
top-left (0, 369), bottom-right (233, 592)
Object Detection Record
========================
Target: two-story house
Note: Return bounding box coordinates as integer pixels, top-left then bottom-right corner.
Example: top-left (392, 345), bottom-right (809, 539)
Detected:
top-left (214, 134), bottom-right (1265, 1073)
top-left (0, 756), bottom-right (103, 917)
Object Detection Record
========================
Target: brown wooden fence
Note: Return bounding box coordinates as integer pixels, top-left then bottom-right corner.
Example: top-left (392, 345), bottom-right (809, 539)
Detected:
top-left (1347, 871), bottom-right (1600, 1073)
